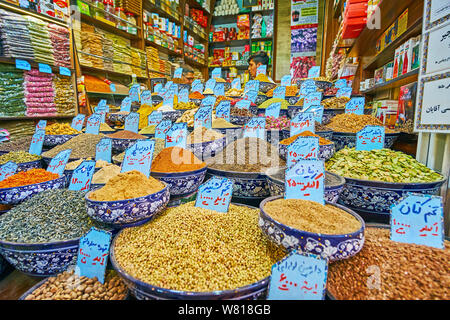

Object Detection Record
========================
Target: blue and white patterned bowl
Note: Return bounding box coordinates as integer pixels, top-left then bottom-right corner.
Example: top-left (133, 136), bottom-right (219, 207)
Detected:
top-left (189, 98), bottom-right (203, 107)
top-left (255, 94), bottom-right (268, 106)
top-left (206, 167), bottom-right (273, 200)
top-left (162, 110), bottom-right (184, 122)
top-left (336, 175), bottom-right (447, 216)
top-left (111, 138), bottom-right (145, 153)
top-left (213, 127), bottom-right (244, 142)
top-left (278, 141), bottom-right (335, 162)
top-left (15, 159), bottom-right (43, 172)
top-left (109, 203), bottom-right (271, 300)
top-left (265, 167), bottom-right (346, 204)
top-left (287, 105), bottom-right (303, 119)
top-left (108, 113), bottom-right (129, 125)
top-left (265, 129), bottom-right (287, 146)
top-left (167, 191), bottom-right (197, 208)
top-left (259, 195), bottom-right (365, 261)
top-left (0, 175), bottom-right (66, 205)
top-left (0, 237), bottom-right (80, 277)
top-left (286, 96), bottom-right (300, 106)
top-left (258, 81), bottom-right (277, 93)
top-left (296, 80), bottom-right (332, 91)
top-left (152, 96), bottom-right (163, 106)
top-left (43, 134), bottom-right (77, 148)
top-left (230, 115), bottom-right (252, 126)
top-left (151, 167), bottom-right (207, 197)
top-left (323, 109), bottom-right (345, 124)
top-left (188, 137), bottom-right (227, 161)
top-left (85, 182), bottom-right (170, 229)
top-left (331, 131), bottom-right (401, 151)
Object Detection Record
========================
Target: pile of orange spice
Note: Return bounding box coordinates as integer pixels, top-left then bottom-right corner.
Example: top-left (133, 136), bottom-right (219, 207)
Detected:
top-left (280, 131), bottom-right (333, 146)
top-left (188, 92), bottom-right (204, 99)
top-left (0, 169), bottom-right (59, 188)
top-left (151, 147), bottom-right (206, 173)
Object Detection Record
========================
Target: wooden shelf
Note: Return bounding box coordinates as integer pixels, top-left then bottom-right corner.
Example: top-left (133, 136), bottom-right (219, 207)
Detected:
top-left (80, 64), bottom-right (148, 80)
top-left (212, 14), bottom-right (239, 25)
top-left (361, 69), bottom-right (419, 95)
top-left (145, 40), bottom-right (182, 56)
top-left (184, 56), bottom-right (207, 68)
top-left (86, 91), bottom-right (128, 96)
top-left (80, 13), bottom-right (140, 41)
top-left (209, 65), bottom-right (249, 69)
top-left (0, 1), bottom-right (67, 27)
top-left (363, 18), bottom-right (422, 71)
top-left (143, 2), bottom-right (182, 24)
top-left (0, 115), bottom-right (75, 121)
top-left (251, 37), bottom-right (273, 42)
top-left (210, 39), bottom-right (250, 47)
top-left (0, 57), bottom-right (74, 73)
top-left (186, 0), bottom-right (210, 14)
top-left (250, 9), bottom-right (274, 15)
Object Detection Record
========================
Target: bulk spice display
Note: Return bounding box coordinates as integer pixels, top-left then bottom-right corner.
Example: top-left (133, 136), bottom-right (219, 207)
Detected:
top-left (326, 114), bottom-right (398, 133)
top-left (113, 138), bottom-right (165, 164)
top-left (42, 134), bottom-right (105, 159)
top-left (65, 159), bottom-right (110, 170)
top-left (0, 136), bottom-right (32, 153)
top-left (0, 169), bottom-right (59, 188)
top-left (92, 165), bottom-right (121, 185)
top-left (151, 147), bottom-right (206, 173)
top-left (186, 127), bottom-right (224, 144)
top-left (280, 131), bottom-right (333, 146)
top-left (45, 123), bottom-right (81, 135)
top-left (0, 151), bottom-right (41, 165)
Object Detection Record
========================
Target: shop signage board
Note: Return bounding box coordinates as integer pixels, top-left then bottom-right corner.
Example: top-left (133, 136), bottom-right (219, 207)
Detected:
top-left (47, 149), bottom-right (72, 176)
top-left (390, 194), bottom-right (444, 249)
top-left (287, 136), bottom-right (319, 168)
top-left (121, 140), bottom-right (155, 177)
top-left (68, 160), bottom-right (96, 191)
top-left (76, 227), bottom-right (112, 284)
top-left (195, 177), bottom-right (233, 213)
top-left (284, 159), bottom-right (325, 204)
top-left (267, 251), bottom-right (327, 300)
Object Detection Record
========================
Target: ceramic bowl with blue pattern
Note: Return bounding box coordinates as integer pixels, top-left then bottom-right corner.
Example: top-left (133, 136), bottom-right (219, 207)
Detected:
top-left (190, 98), bottom-right (203, 107)
top-left (230, 115), bottom-right (252, 126)
top-left (213, 127), bottom-right (244, 142)
top-left (15, 159), bottom-right (43, 172)
top-left (287, 105), bottom-right (303, 119)
top-left (278, 141), bottom-right (335, 162)
top-left (264, 129), bottom-right (286, 146)
top-left (109, 203), bottom-right (271, 300)
top-left (188, 137), bottom-right (227, 161)
top-left (264, 167), bottom-right (345, 204)
top-left (255, 94), bottom-right (268, 106)
top-left (85, 182), bottom-right (170, 229)
top-left (43, 134), bottom-right (77, 148)
top-left (337, 174), bottom-right (447, 216)
top-left (331, 131), bottom-right (401, 151)
top-left (111, 138), bottom-right (145, 153)
top-left (162, 110), bottom-right (184, 122)
top-left (206, 167), bottom-right (273, 200)
top-left (258, 81), bottom-right (277, 93)
top-left (152, 95), bottom-right (163, 106)
top-left (296, 79), bottom-right (332, 91)
top-left (286, 96), bottom-right (300, 106)
top-left (151, 167), bottom-right (207, 197)
top-left (259, 195), bottom-right (365, 261)
top-left (0, 175), bottom-right (66, 205)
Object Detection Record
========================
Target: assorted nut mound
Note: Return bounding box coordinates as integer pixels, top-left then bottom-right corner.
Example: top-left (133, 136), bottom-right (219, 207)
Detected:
top-left (24, 270), bottom-right (127, 300)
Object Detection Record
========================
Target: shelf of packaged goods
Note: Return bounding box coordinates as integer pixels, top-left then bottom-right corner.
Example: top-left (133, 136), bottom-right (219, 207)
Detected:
top-left (183, 24), bottom-right (208, 42)
top-left (212, 14), bottom-right (239, 25)
top-left (147, 69), bottom-right (171, 77)
top-left (249, 9), bottom-right (274, 15)
top-left (144, 1), bottom-right (182, 24)
top-left (145, 39), bottom-right (182, 56)
top-left (86, 91), bottom-right (128, 96)
top-left (360, 69), bottom-right (419, 95)
top-left (251, 37), bottom-right (273, 42)
top-left (80, 64), bottom-right (148, 80)
top-left (0, 0), bottom-right (68, 27)
top-left (209, 39), bottom-right (250, 47)
top-left (0, 114), bottom-right (75, 121)
top-left (0, 57), bottom-right (74, 74)
top-left (184, 57), bottom-right (207, 68)
top-left (79, 13), bottom-right (140, 41)
top-left (362, 18), bottom-right (422, 71)
top-left (77, 51), bottom-right (146, 70)
top-left (186, 0), bottom-right (210, 14)
top-left (208, 65), bottom-right (249, 70)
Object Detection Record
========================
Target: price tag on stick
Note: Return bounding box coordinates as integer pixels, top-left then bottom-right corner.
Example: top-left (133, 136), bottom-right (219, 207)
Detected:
top-left (215, 101), bottom-right (231, 122)
top-left (356, 125), bottom-right (385, 151)
top-left (265, 102), bottom-right (281, 118)
top-left (178, 88), bottom-right (189, 103)
top-left (281, 75), bottom-right (291, 86)
top-left (121, 140), bottom-right (156, 177)
top-left (243, 117), bottom-right (266, 139)
top-left (345, 97), bottom-right (365, 115)
top-left (76, 227), bottom-right (112, 284)
top-left (231, 78), bottom-right (241, 89)
top-left (211, 68), bottom-right (222, 79)
top-left (85, 114), bottom-right (102, 135)
top-left (214, 83), bottom-right (225, 96)
top-left (47, 149), bottom-right (72, 176)
top-left (140, 90), bottom-right (152, 106)
top-left (155, 120), bottom-right (172, 139)
top-left (120, 97), bottom-right (132, 112)
top-left (243, 89), bottom-right (257, 104)
top-left (148, 111), bottom-right (163, 126)
top-left (71, 114), bottom-right (86, 131)
top-left (195, 177), bottom-right (233, 213)
top-left (390, 194), bottom-right (444, 249)
top-left (256, 65), bottom-right (267, 76)
top-left (124, 112), bottom-right (140, 133)
top-left (336, 87), bottom-right (352, 98)
top-left (174, 67), bottom-right (183, 78)
top-left (273, 86), bottom-right (286, 100)
top-left (308, 66), bottom-right (321, 78)
top-left (38, 63), bottom-right (52, 74)
top-left (95, 138), bottom-right (112, 163)
top-left (290, 112), bottom-right (315, 136)
top-left (304, 105), bottom-right (324, 124)
top-left (236, 100), bottom-right (251, 110)
top-left (129, 84), bottom-right (140, 102)
top-left (287, 136), bottom-right (319, 168)
top-left (205, 79), bottom-right (216, 91)
top-left (267, 251), bottom-right (328, 300)
top-left (165, 123), bottom-right (187, 148)
top-left (244, 80), bottom-right (260, 93)
top-left (335, 79), bottom-right (347, 88)
top-left (201, 95), bottom-right (216, 108)
top-left (284, 159), bottom-right (325, 204)
top-left (68, 160), bottom-right (96, 191)
top-left (36, 120), bottom-right (47, 132)
top-left (29, 129), bottom-right (45, 156)
top-left (194, 107), bottom-right (213, 129)
top-left (304, 93), bottom-right (323, 109)
top-left (15, 59), bottom-right (31, 70)
top-left (0, 161), bottom-right (18, 182)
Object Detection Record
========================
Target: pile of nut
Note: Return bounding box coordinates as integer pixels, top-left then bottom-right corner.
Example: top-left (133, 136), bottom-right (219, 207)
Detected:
top-left (24, 270), bottom-right (128, 300)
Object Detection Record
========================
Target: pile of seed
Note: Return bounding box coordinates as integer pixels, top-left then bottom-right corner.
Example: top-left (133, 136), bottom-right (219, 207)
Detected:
top-left (24, 270), bottom-right (127, 300)
top-left (263, 199), bottom-right (361, 235)
top-left (42, 134), bottom-right (105, 159)
top-left (328, 227), bottom-right (450, 300)
top-left (0, 151), bottom-right (41, 164)
top-left (114, 202), bottom-right (286, 292)
top-left (0, 136), bottom-right (32, 153)
top-left (326, 113), bottom-right (397, 133)
top-left (0, 189), bottom-right (107, 243)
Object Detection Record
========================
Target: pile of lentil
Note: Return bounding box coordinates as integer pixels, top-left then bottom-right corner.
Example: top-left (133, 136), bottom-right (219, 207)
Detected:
top-left (0, 189), bottom-right (106, 243)
top-left (0, 136), bottom-right (33, 153)
top-left (263, 199), bottom-right (361, 235)
top-left (106, 130), bottom-right (147, 140)
top-left (24, 270), bottom-right (127, 300)
top-left (326, 148), bottom-right (443, 183)
top-left (0, 151), bottom-right (41, 165)
top-left (326, 113), bottom-right (397, 133)
top-left (206, 137), bottom-right (285, 172)
top-left (113, 138), bottom-right (165, 164)
top-left (280, 131), bottom-right (333, 145)
top-left (327, 227), bottom-right (450, 300)
top-left (113, 202), bottom-right (286, 292)
top-left (42, 134), bottom-right (104, 159)
top-left (89, 170), bottom-right (165, 201)
top-left (45, 123), bottom-right (81, 135)
top-left (152, 147), bottom-right (206, 173)
top-left (186, 126), bottom-right (224, 144)
top-left (0, 169), bottom-right (59, 188)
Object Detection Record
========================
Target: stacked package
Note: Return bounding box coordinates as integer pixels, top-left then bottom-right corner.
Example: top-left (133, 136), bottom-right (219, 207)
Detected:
top-left (47, 24), bottom-right (71, 68)
top-left (24, 69), bottom-right (57, 117)
top-left (26, 16), bottom-right (55, 65)
top-left (146, 46), bottom-right (159, 72)
top-left (0, 9), bottom-right (35, 60)
top-left (53, 74), bottom-right (76, 115)
top-left (100, 32), bottom-right (114, 72)
top-left (0, 63), bottom-right (25, 117)
top-left (106, 34), bottom-right (132, 74)
top-left (81, 24), bottom-right (104, 68)
top-left (131, 48), bottom-right (147, 78)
